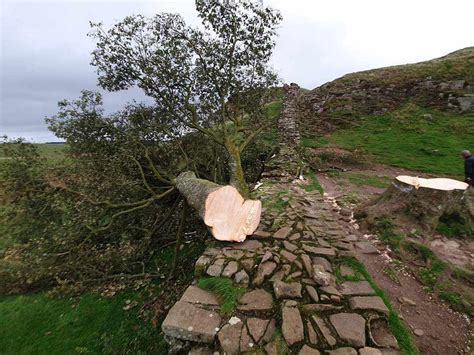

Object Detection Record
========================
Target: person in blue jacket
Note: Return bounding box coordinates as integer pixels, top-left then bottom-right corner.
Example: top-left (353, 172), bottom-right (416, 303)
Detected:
top-left (462, 150), bottom-right (474, 186)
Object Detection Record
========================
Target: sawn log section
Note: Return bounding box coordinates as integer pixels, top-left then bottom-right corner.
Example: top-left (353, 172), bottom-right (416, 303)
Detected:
top-left (175, 171), bottom-right (262, 242)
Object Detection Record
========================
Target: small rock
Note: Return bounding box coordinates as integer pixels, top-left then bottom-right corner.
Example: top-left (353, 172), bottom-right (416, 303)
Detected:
top-left (319, 286), bottom-right (342, 297)
top-left (340, 281), bottom-right (375, 296)
top-left (306, 285), bottom-right (319, 302)
top-left (294, 259), bottom-right (303, 270)
top-left (195, 255), bottom-right (212, 275)
top-left (340, 265), bottom-right (355, 277)
top-left (328, 348), bottom-right (357, 355)
top-left (273, 280), bottom-right (302, 299)
top-left (282, 307), bottom-right (304, 345)
top-left (238, 289), bottom-right (273, 311)
top-left (303, 245), bottom-right (337, 258)
top-left (261, 251), bottom-right (273, 263)
top-left (289, 233), bottom-right (301, 241)
top-left (350, 296), bottom-right (389, 315)
top-left (280, 249), bottom-right (297, 262)
top-left (206, 259), bottom-right (225, 277)
top-left (330, 295), bottom-right (341, 303)
top-left (359, 347), bottom-right (382, 355)
top-left (162, 301), bottom-right (221, 343)
top-left (239, 323), bottom-right (254, 352)
top-left (299, 345), bottom-right (321, 354)
top-left (301, 254), bottom-right (313, 276)
top-left (317, 237), bottom-right (331, 248)
top-left (330, 312), bottom-right (366, 347)
top-left (312, 315), bottom-right (337, 346)
top-left (288, 271), bottom-right (302, 279)
top-left (339, 208), bottom-right (352, 217)
top-left (283, 300), bottom-right (298, 307)
top-left (233, 239), bottom-right (263, 250)
top-left (283, 240), bottom-right (298, 252)
top-left (312, 264), bottom-right (332, 286)
top-left (274, 226), bottom-right (292, 239)
top-left (307, 319), bottom-right (319, 344)
top-left (253, 230), bottom-right (272, 238)
top-left (223, 249), bottom-right (245, 260)
top-left (398, 297), bottom-right (416, 306)
top-left (234, 269), bottom-right (249, 287)
top-left (241, 258), bottom-right (255, 272)
top-left (253, 261), bottom-right (277, 285)
top-left (189, 346), bottom-right (214, 355)
top-left (356, 242), bottom-right (379, 254)
top-left (217, 322), bottom-right (242, 354)
top-left (303, 304), bottom-right (343, 312)
top-left (247, 318), bottom-right (275, 344)
top-left (264, 342), bottom-right (278, 355)
top-left (180, 286), bottom-right (219, 306)
top-left (312, 256), bottom-right (333, 272)
top-left (222, 261), bottom-right (239, 278)
top-left (414, 329), bottom-right (424, 336)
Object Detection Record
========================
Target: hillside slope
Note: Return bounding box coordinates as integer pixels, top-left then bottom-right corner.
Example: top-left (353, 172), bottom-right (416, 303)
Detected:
top-left (299, 47), bottom-right (474, 134)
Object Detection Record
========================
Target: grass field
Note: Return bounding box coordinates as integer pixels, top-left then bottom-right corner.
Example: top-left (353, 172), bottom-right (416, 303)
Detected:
top-left (303, 104), bottom-right (474, 177)
top-left (0, 143), bottom-right (68, 163)
top-left (0, 292), bottom-right (166, 355)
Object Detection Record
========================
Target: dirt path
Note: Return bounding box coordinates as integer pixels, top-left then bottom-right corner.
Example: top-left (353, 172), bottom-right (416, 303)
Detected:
top-left (318, 176), bottom-right (472, 354)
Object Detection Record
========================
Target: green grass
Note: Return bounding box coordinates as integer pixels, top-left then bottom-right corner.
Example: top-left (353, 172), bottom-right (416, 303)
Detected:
top-left (197, 277), bottom-right (245, 315)
top-left (309, 104), bottom-right (474, 177)
top-left (330, 171), bottom-right (390, 189)
top-left (0, 143), bottom-right (67, 158)
top-left (302, 136), bottom-right (329, 149)
top-left (0, 292), bottom-right (166, 355)
top-left (303, 170), bottom-right (324, 194)
top-left (436, 213), bottom-right (473, 238)
top-left (337, 256), bottom-right (419, 355)
top-left (373, 217), bottom-right (405, 251)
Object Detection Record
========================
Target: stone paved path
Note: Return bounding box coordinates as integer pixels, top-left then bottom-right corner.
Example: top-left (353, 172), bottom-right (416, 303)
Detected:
top-left (161, 175), bottom-right (402, 354)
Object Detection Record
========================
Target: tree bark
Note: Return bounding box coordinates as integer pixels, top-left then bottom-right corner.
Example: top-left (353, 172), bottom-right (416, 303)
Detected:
top-left (174, 171), bottom-right (261, 242)
top-left (226, 141), bottom-right (249, 197)
top-left (359, 175), bottom-right (472, 231)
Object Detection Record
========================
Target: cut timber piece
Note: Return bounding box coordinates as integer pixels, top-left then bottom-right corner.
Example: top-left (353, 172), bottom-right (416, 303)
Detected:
top-left (175, 171), bottom-right (262, 242)
top-left (396, 176), bottom-right (468, 191)
top-left (360, 175), bottom-right (473, 231)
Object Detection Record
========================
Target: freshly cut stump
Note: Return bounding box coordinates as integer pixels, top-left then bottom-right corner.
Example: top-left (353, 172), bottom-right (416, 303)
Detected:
top-left (360, 175), bottom-right (472, 231)
top-left (175, 171), bottom-right (262, 242)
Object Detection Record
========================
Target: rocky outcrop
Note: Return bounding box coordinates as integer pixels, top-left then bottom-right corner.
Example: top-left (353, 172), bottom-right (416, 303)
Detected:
top-left (297, 47), bottom-right (474, 134)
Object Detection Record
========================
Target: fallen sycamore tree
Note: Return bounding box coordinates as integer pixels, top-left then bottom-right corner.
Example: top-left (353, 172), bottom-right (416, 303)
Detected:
top-left (360, 175), bottom-right (473, 232)
top-left (175, 172), bottom-right (261, 242)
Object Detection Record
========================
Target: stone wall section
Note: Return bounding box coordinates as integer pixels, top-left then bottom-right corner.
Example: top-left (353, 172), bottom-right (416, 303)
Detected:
top-left (161, 174), bottom-right (401, 354)
top-left (277, 83), bottom-right (301, 147)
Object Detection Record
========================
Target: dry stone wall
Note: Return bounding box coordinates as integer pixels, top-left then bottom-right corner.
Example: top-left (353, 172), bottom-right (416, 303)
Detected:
top-left (277, 83), bottom-right (301, 147)
top-left (161, 174), bottom-right (401, 354)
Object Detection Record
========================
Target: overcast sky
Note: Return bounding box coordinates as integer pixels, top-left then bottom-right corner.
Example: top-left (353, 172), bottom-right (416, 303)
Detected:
top-left (1, 0), bottom-right (473, 142)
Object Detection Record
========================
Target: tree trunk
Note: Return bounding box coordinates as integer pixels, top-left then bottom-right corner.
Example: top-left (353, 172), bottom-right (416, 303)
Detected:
top-left (359, 175), bottom-right (473, 231)
top-left (174, 171), bottom-right (261, 242)
top-left (226, 141), bottom-right (249, 196)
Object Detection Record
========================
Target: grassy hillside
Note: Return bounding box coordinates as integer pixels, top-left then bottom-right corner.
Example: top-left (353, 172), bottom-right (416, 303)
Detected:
top-left (339, 47), bottom-right (474, 87)
top-left (299, 47), bottom-right (474, 136)
top-left (303, 103), bottom-right (474, 177)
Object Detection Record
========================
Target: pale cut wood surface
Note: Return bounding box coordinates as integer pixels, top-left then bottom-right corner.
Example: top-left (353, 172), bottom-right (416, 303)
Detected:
top-left (205, 185), bottom-right (261, 242)
top-left (396, 175), bottom-right (468, 191)
top-left (175, 171), bottom-right (262, 242)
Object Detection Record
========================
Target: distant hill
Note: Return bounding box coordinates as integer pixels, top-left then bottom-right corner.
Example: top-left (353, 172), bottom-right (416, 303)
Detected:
top-left (297, 47), bottom-right (474, 134)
